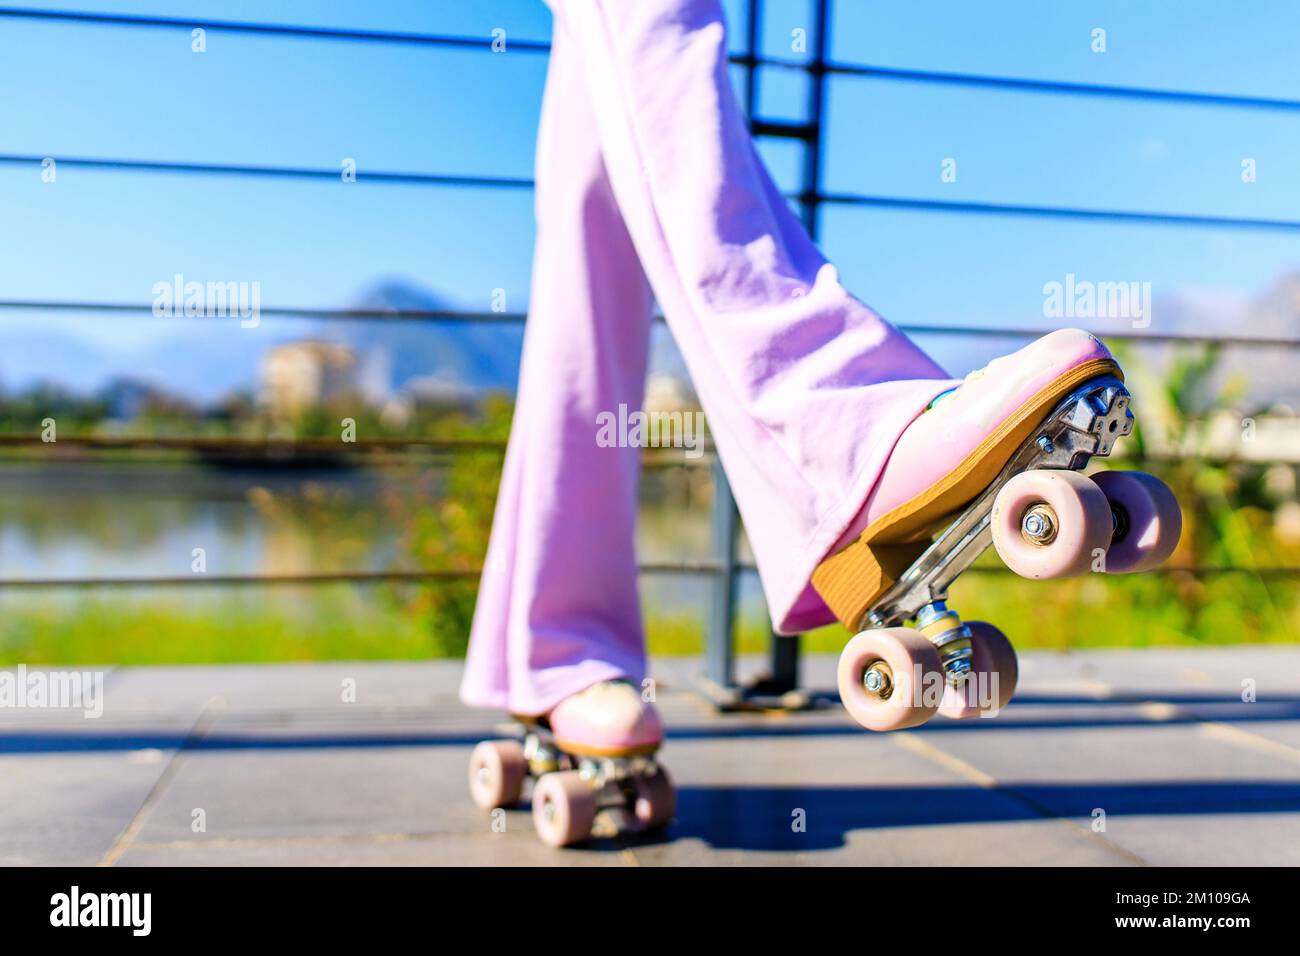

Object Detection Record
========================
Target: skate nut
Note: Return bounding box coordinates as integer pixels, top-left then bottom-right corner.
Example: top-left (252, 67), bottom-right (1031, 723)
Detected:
top-left (1020, 504), bottom-right (1058, 545)
top-left (862, 662), bottom-right (893, 698)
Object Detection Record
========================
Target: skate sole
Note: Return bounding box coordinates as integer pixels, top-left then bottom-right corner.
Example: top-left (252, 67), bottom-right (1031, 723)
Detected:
top-left (552, 739), bottom-right (662, 758)
top-left (509, 715), bottom-right (662, 760)
top-left (811, 357), bottom-right (1122, 630)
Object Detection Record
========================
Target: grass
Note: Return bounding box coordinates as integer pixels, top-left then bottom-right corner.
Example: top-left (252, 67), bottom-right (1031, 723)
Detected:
top-left (1, 566), bottom-right (1294, 666)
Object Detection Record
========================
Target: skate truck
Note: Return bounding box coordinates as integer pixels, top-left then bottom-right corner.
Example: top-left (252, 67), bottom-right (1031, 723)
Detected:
top-left (830, 372), bottom-right (1180, 732)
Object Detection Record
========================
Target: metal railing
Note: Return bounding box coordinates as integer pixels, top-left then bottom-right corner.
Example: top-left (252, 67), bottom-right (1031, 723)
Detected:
top-left (1, 1), bottom-right (1297, 695)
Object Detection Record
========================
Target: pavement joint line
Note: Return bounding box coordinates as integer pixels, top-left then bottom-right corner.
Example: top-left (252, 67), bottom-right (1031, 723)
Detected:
top-left (893, 732), bottom-right (998, 788)
top-left (1198, 721), bottom-right (1300, 765)
top-left (97, 698), bottom-right (223, 867)
top-left (1125, 694), bottom-right (1300, 766)
top-left (893, 724), bottom-right (1149, 867)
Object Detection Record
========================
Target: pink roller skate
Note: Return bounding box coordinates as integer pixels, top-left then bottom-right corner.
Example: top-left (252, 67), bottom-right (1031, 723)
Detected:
top-left (467, 680), bottom-right (673, 847)
top-left (813, 329), bottom-right (1182, 732)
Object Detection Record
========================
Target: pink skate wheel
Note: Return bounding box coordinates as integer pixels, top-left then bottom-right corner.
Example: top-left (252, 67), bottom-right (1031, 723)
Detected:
top-left (837, 627), bottom-right (944, 732)
top-left (467, 740), bottom-right (527, 810)
top-left (990, 470), bottom-right (1112, 579)
top-left (1090, 470), bottom-right (1182, 573)
top-left (938, 621), bottom-right (1019, 719)
top-left (531, 770), bottom-right (596, 848)
top-left (632, 766), bottom-right (675, 831)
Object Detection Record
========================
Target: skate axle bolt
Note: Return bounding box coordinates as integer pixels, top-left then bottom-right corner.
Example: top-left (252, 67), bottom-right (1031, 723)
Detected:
top-left (1036, 435), bottom-right (1055, 454)
top-left (862, 662), bottom-right (893, 699)
top-left (1020, 504), bottom-right (1058, 545)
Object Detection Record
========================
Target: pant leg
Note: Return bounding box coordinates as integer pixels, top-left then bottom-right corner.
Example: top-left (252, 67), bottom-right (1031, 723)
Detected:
top-left (458, 13), bottom-right (655, 714)
top-left (554, 0), bottom-right (958, 634)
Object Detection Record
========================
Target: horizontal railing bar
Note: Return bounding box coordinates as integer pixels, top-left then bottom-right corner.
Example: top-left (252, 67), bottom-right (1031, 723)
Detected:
top-left (0, 435), bottom-right (716, 467)
top-left (2, 442), bottom-right (1295, 469)
top-left (6, 9), bottom-right (1300, 114)
top-left (0, 563), bottom-right (732, 588)
top-left (822, 192), bottom-right (1300, 233)
top-left (6, 149), bottom-right (1300, 237)
top-left (0, 300), bottom-right (1296, 348)
top-left (0, 434), bottom-right (510, 452)
top-left (820, 61), bottom-right (1300, 113)
top-left (7, 149), bottom-right (1300, 239)
top-left (0, 7), bottom-right (554, 50)
top-left (0, 153), bottom-right (533, 189)
top-left (0, 564), bottom-right (1293, 589)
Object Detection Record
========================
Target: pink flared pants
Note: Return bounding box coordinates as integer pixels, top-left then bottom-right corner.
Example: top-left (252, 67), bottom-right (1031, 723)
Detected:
top-left (460, 0), bottom-right (954, 714)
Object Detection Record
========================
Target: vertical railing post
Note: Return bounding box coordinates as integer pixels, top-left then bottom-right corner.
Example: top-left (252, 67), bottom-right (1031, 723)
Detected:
top-left (705, 459), bottom-right (739, 687)
top-left (701, 0), bottom-right (764, 693)
top-left (764, 0), bottom-right (829, 694)
top-left (703, 0), bottom-right (827, 701)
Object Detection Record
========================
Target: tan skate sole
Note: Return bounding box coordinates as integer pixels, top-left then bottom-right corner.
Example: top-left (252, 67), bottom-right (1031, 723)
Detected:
top-left (553, 739), bottom-right (661, 759)
top-left (811, 357), bottom-right (1122, 630)
top-left (510, 715), bottom-right (661, 759)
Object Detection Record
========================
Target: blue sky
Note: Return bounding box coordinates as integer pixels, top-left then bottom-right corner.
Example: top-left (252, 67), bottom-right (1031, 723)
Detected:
top-left (1, 0), bottom-right (1298, 391)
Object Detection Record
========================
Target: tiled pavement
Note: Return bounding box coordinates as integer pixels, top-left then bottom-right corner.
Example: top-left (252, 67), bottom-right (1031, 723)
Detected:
top-left (3, 647), bottom-right (1299, 866)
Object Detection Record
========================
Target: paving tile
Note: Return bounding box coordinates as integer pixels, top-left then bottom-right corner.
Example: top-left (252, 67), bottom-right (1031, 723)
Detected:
top-left (98, 661), bottom-right (466, 716)
top-left (0, 750), bottom-right (173, 865)
top-left (908, 721), bottom-right (1300, 865)
top-left (129, 740), bottom-right (480, 843)
top-left (6, 649), bottom-right (1298, 865)
top-left (116, 831), bottom-right (630, 867)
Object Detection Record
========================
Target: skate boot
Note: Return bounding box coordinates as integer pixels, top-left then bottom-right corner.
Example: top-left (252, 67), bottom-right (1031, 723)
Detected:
top-left (467, 680), bottom-right (673, 847)
top-left (812, 329), bottom-right (1181, 732)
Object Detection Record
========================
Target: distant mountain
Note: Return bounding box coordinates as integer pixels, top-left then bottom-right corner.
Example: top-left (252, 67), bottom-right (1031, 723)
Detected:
top-left (4, 268), bottom-right (1294, 410)
top-left (326, 279), bottom-right (524, 399)
top-left (0, 327), bottom-right (118, 394)
top-left (0, 316), bottom-right (283, 402)
top-left (1143, 270), bottom-right (1300, 409)
top-left (0, 279), bottom-right (529, 406)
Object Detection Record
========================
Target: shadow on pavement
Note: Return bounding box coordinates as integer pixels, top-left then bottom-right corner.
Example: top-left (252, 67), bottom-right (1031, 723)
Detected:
top-left (2, 692), bottom-right (1298, 754)
top-left (663, 780), bottom-right (1300, 851)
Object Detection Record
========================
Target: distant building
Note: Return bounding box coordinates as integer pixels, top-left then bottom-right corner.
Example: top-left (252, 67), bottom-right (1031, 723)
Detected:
top-left (644, 374), bottom-right (697, 414)
top-left (259, 341), bottom-right (357, 419)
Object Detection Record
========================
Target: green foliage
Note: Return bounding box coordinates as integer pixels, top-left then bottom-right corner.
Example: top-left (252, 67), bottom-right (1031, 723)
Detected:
top-left (0, 346), bottom-right (1293, 665)
top-left (380, 394), bottom-right (513, 657)
top-left (0, 590), bottom-right (440, 665)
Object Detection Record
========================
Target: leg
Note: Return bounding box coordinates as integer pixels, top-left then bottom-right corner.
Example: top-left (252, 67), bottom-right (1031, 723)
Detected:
top-left (459, 16), bottom-right (654, 715)
top-left (553, 0), bottom-right (956, 633)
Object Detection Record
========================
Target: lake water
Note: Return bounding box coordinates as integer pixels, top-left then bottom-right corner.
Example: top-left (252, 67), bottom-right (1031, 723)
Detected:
top-left (0, 460), bottom-right (763, 618)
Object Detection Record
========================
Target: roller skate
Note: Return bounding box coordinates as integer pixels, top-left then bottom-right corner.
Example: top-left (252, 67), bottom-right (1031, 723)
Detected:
top-left (467, 680), bottom-right (674, 847)
top-left (812, 329), bottom-right (1181, 731)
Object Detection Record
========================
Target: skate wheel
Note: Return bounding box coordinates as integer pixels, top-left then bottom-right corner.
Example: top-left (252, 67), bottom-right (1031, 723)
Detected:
top-left (1091, 471), bottom-right (1181, 573)
top-left (632, 766), bottom-right (675, 831)
top-left (938, 621), bottom-right (1019, 719)
top-left (990, 470), bottom-right (1112, 578)
top-left (837, 627), bottom-right (944, 732)
top-left (531, 770), bottom-right (596, 847)
top-left (467, 740), bottom-right (527, 810)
